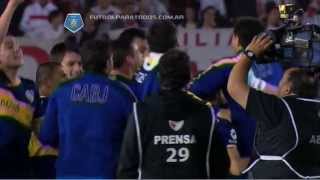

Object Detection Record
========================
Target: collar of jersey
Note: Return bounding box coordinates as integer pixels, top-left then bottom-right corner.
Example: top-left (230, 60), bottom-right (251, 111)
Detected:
top-left (84, 71), bottom-right (109, 79)
top-left (112, 74), bottom-right (132, 83)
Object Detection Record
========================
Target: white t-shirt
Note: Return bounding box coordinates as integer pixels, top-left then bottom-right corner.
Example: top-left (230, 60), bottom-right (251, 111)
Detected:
top-left (20, 2), bottom-right (57, 33)
top-left (26, 22), bottom-right (64, 40)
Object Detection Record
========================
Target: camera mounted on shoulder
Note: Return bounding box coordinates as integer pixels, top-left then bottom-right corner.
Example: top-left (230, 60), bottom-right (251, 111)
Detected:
top-left (256, 0), bottom-right (320, 68)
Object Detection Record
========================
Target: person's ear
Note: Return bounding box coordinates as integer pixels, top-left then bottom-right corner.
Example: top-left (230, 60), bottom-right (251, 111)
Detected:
top-left (284, 82), bottom-right (293, 95)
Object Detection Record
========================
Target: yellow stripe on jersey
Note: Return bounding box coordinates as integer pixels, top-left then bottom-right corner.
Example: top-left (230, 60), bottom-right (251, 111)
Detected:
top-left (186, 91), bottom-right (212, 107)
top-left (190, 56), bottom-right (239, 84)
top-left (29, 132), bottom-right (58, 157)
top-left (0, 89), bottom-right (34, 128)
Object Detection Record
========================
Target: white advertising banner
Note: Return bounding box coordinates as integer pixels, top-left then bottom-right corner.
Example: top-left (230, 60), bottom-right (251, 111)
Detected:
top-left (177, 28), bottom-right (234, 70)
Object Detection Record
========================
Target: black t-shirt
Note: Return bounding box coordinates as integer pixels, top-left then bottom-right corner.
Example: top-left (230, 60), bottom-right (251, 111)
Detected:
top-left (246, 88), bottom-right (296, 155)
top-left (245, 89), bottom-right (297, 178)
top-left (245, 88), bottom-right (320, 178)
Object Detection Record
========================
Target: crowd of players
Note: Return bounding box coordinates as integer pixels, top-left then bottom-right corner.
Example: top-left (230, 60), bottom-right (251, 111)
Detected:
top-left (0, 0), bottom-right (320, 179)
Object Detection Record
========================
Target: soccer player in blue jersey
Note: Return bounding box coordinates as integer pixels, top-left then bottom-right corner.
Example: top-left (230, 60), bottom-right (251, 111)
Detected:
top-left (134, 21), bottom-right (177, 100)
top-left (0, 0), bottom-right (42, 177)
top-left (189, 18), bottom-right (278, 175)
top-left (40, 40), bottom-right (133, 178)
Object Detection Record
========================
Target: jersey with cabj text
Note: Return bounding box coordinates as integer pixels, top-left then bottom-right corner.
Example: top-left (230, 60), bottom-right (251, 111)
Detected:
top-left (40, 73), bottom-right (133, 178)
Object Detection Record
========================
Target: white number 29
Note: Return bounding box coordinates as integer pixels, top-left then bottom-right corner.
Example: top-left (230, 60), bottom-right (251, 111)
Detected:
top-left (166, 147), bottom-right (190, 162)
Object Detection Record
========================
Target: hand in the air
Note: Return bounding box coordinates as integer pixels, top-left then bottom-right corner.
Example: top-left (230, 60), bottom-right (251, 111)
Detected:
top-left (246, 33), bottom-right (273, 57)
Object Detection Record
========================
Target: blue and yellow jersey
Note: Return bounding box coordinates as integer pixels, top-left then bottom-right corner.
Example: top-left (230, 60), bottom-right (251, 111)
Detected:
top-left (189, 56), bottom-right (255, 158)
top-left (189, 61), bottom-right (235, 100)
top-left (29, 97), bottom-right (58, 157)
top-left (134, 52), bottom-right (162, 101)
top-left (0, 78), bottom-right (41, 176)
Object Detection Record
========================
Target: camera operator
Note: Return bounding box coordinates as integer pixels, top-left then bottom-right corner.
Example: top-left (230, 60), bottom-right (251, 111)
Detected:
top-left (228, 34), bottom-right (320, 178)
top-left (117, 49), bottom-right (245, 179)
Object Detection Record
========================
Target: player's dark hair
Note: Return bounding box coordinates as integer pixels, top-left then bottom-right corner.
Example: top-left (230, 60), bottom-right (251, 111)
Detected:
top-left (50, 42), bottom-right (66, 63)
top-left (148, 21), bottom-right (177, 53)
top-left (36, 62), bottom-right (61, 86)
top-left (119, 28), bottom-right (146, 45)
top-left (50, 40), bottom-right (80, 63)
top-left (80, 40), bottom-right (110, 74)
top-left (288, 68), bottom-right (319, 98)
top-left (159, 49), bottom-right (191, 90)
top-left (112, 39), bottom-right (134, 69)
top-left (233, 17), bottom-right (265, 48)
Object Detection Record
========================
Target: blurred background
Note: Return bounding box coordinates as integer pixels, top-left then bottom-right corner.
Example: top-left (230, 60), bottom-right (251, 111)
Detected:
top-left (1, 0), bottom-right (319, 79)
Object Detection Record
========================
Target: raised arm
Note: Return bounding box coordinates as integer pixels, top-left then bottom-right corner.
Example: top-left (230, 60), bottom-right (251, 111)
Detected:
top-left (0, 0), bottom-right (23, 43)
top-left (227, 34), bottom-right (273, 108)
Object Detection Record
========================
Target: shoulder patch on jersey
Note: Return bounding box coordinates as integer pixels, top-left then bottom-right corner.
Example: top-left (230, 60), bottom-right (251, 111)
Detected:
top-left (25, 89), bottom-right (35, 103)
top-left (143, 56), bottom-right (159, 71)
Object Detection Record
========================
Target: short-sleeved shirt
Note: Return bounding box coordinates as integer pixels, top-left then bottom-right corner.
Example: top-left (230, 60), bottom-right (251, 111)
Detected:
top-left (246, 89), bottom-right (296, 155)
top-left (246, 88), bottom-right (320, 178)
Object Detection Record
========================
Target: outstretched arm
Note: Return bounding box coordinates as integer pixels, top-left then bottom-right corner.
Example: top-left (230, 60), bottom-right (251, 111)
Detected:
top-left (227, 34), bottom-right (273, 108)
top-left (0, 0), bottom-right (23, 43)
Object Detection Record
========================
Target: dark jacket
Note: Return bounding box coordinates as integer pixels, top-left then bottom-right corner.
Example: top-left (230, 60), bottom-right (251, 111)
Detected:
top-left (117, 90), bottom-right (230, 179)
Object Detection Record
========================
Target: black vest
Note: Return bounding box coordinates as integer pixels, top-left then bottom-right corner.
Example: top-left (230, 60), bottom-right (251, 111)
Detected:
top-left (245, 97), bottom-right (320, 178)
top-left (133, 91), bottom-right (226, 179)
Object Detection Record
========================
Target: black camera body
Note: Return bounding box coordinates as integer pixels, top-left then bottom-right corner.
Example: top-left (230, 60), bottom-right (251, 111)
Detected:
top-left (257, 4), bottom-right (320, 67)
